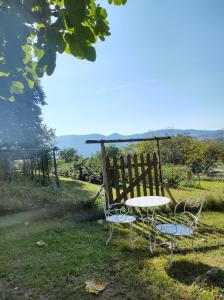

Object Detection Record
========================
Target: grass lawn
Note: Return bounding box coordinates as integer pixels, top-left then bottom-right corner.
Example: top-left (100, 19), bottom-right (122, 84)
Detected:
top-left (170, 179), bottom-right (224, 210)
top-left (0, 210), bottom-right (223, 299)
top-left (0, 177), bottom-right (223, 299)
top-left (0, 177), bottom-right (101, 215)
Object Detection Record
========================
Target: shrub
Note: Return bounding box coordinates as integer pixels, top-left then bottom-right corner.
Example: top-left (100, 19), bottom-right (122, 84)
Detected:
top-left (203, 193), bottom-right (224, 211)
top-left (162, 164), bottom-right (185, 188)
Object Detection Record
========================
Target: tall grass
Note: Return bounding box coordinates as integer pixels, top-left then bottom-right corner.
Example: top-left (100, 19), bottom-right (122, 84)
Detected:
top-left (0, 177), bottom-right (100, 215)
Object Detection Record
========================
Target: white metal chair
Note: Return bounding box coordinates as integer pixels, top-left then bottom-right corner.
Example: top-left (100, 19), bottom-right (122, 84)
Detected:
top-left (156, 199), bottom-right (203, 266)
top-left (102, 189), bottom-right (136, 247)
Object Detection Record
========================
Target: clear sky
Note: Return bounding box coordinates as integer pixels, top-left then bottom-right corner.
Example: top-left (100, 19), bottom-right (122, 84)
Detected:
top-left (42, 0), bottom-right (224, 136)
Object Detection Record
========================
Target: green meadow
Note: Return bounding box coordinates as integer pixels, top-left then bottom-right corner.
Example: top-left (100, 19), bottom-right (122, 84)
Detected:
top-left (0, 177), bottom-right (223, 299)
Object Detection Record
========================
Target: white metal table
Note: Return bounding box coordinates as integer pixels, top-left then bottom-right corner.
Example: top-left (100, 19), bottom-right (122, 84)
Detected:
top-left (125, 196), bottom-right (170, 253)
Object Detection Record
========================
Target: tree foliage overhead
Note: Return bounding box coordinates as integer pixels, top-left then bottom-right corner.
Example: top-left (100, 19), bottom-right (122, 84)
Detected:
top-left (0, 0), bottom-right (127, 100)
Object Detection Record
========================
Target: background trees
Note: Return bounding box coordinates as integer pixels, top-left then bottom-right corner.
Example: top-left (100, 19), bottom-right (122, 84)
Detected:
top-left (0, 82), bottom-right (54, 148)
top-left (136, 135), bottom-right (224, 174)
top-left (59, 148), bottom-right (78, 163)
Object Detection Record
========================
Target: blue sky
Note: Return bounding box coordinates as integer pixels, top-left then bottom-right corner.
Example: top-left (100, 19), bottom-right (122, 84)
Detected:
top-left (42, 0), bottom-right (224, 136)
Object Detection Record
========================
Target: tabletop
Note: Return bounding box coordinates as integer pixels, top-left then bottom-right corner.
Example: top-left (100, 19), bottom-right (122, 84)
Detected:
top-left (125, 196), bottom-right (170, 208)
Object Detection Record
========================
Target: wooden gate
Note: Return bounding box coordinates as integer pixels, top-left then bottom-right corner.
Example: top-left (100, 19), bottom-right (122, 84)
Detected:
top-left (105, 152), bottom-right (163, 204)
top-left (86, 136), bottom-right (176, 205)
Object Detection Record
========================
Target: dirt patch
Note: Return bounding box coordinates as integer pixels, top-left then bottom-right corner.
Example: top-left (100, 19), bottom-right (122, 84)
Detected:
top-left (0, 207), bottom-right (60, 228)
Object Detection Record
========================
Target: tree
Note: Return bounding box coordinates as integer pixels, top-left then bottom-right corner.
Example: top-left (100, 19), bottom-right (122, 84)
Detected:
top-left (0, 82), bottom-right (53, 148)
top-left (0, 0), bottom-right (127, 100)
top-left (83, 152), bottom-right (103, 184)
top-left (106, 145), bottom-right (121, 158)
top-left (59, 148), bottom-right (78, 163)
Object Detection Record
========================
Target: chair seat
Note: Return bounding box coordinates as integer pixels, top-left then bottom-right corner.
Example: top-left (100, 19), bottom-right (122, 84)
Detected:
top-left (156, 223), bottom-right (193, 236)
top-left (106, 214), bottom-right (136, 224)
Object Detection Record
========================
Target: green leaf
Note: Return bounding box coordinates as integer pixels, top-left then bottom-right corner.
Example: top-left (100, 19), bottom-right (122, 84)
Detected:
top-left (57, 34), bottom-right (66, 53)
top-left (46, 49), bottom-right (56, 75)
top-left (99, 8), bottom-right (107, 18)
top-left (64, 0), bottom-right (85, 12)
top-left (10, 81), bottom-right (24, 95)
top-left (46, 28), bottom-right (58, 50)
top-left (65, 33), bottom-right (83, 58)
top-left (84, 46), bottom-right (96, 62)
top-left (69, 41), bottom-right (84, 58)
top-left (77, 25), bottom-right (96, 43)
top-left (8, 95), bottom-right (15, 102)
top-left (22, 45), bottom-right (32, 64)
top-left (0, 72), bottom-right (9, 77)
top-left (66, 11), bottom-right (85, 27)
top-left (108, 0), bottom-right (127, 4)
top-left (33, 45), bottom-right (45, 60)
top-left (27, 78), bottom-right (35, 89)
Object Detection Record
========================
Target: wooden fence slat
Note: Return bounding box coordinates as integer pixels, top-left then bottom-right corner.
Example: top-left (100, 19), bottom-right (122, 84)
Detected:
top-left (105, 156), bottom-right (113, 203)
top-left (156, 139), bottom-right (165, 196)
top-left (106, 152), bottom-right (163, 203)
top-left (117, 164), bottom-right (153, 201)
top-left (120, 155), bottom-right (127, 200)
top-left (107, 162), bottom-right (151, 170)
top-left (133, 154), bottom-right (141, 197)
top-left (146, 153), bottom-right (154, 195)
top-left (127, 154), bottom-right (134, 198)
top-left (113, 156), bottom-right (121, 202)
top-left (153, 152), bottom-right (160, 195)
top-left (140, 153), bottom-right (147, 196)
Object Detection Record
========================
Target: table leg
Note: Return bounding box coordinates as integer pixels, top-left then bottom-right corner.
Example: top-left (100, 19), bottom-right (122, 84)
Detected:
top-left (146, 208), bottom-right (156, 254)
top-left (138, 208), bottom-right (156, 254)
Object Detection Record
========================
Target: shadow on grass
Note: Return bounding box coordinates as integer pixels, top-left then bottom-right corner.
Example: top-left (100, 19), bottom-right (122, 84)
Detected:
top-left (167, 260), bottom-right (224, 288)
top-left (59, 180), bottom-right (97, 207)
top-left (156, 214), bottom-right (224, 237)
top-left (58, 179), bottom-right (104, 221)
top-left (177, 185), bottom-right (208, 191)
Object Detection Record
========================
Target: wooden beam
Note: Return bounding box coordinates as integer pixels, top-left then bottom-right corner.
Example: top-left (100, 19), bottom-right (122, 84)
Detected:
top-left (86, 136), bottom-right (171, 144)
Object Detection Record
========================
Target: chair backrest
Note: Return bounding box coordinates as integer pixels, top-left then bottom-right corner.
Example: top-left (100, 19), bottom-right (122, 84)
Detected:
top-left (102, 185), bottom-right (128, 218)
top-left (174, 198), bottom-right (203, 229)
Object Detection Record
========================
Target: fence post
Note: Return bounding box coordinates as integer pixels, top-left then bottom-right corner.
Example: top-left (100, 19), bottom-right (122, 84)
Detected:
top-left (156, 139), bottom-right (164, 196)
top-left (52, 147), bottom-right (60, 188)
top-left (100, 142), bottom-right (110, 207)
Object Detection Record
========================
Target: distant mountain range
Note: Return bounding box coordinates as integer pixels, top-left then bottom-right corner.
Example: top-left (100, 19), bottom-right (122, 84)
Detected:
top-left (56, 129), bottom-right (224, 157)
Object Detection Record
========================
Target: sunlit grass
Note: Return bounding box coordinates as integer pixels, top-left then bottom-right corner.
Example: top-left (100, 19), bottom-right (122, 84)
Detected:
top-left (0, 212), bottom-right (223, 299)
top-left (0, 177), bottom-right (223, 298)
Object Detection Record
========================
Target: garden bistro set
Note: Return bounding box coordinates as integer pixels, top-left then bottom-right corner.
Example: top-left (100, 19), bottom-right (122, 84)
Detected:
top-left (86, 136), bottom-right (204, 266)
top-left (104, 192), bottom-right (203, 266)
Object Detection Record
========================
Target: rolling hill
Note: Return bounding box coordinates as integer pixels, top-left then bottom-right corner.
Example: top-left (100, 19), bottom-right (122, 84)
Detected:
top-left (56, 129), bottom-right (224, 157)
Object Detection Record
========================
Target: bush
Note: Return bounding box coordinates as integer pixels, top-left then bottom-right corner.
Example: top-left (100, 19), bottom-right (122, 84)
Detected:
top-left (203, 193), bottom-right (224, 211)
top-left (162, 164), bottom-right (185, 188)
top-left (82, 155), bottom-right (103, 184)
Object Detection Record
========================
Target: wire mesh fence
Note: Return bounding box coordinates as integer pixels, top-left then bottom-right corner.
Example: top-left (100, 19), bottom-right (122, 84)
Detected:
top-left (0, 147), bottom-right (59, 186)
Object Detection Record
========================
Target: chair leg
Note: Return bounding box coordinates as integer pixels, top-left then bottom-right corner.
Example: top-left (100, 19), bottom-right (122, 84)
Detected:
top-left (130, 222), bottom-right (134, 249)
top-left (106, 223), bottom-right (114, 246)
top-left (192, 235), bottom-right (199, 273)
top-left (141, 217), bottom-right (145, 238)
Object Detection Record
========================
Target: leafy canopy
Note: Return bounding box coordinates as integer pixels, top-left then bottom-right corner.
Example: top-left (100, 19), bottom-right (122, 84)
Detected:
top-left (0, 0), bottom-right (127, 100)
